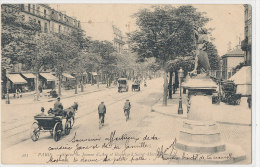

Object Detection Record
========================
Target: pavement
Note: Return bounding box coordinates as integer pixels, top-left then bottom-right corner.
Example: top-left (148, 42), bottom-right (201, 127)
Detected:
top-left (1, 83), bottom-right (116, 105)
top-left (151, 89), bottom-right (251, 126)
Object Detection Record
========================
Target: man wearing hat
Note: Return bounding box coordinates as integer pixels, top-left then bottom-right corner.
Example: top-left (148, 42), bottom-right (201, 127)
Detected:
top-left (98, 101), bottom-right (106, 126)
top-left (123, 99), bottom-right (131, 121)
top-left (54, 97), bottom-right (63, 115)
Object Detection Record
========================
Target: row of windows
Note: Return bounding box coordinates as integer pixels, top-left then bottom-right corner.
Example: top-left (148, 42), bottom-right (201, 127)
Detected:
top-left (21, 4), bottom-right (80, 29)
top-left (21, 14), bottom-right (73, 34)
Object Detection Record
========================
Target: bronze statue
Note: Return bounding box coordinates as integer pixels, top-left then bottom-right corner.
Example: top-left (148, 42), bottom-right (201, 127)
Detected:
top-left (189, 27), bottom-right (211, 76)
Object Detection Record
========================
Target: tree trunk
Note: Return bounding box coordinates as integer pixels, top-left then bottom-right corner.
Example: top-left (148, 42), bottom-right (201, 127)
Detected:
top-left (81, 75), bottom-right (84, 92)
top-left (97, 73), bottom-right (99, 88)
top-left (163, 70), bottom-right (168, 106)
top-left (91, 74), bottom-right (93, 85)
top-left (109, 75), bottom-right (111, 87)
top-left (58, 74), bottom-right (62, 96)
top-left (173, 70), bottom-right (178, 94)
top-left (168, 71), bottom-right (173, 99)
top-left (75, 75), bottom-right (78, 94)
top-left (35, 72), bottom-right (40, 101)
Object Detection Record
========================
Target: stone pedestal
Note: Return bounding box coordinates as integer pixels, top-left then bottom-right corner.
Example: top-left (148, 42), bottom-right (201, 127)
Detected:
top-left (173, 74), bottom-right (246, 164)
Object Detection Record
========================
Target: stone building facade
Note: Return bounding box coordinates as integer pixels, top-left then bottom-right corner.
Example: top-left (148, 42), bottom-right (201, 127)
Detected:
top-left (241, 4), bottom-right (252, 66)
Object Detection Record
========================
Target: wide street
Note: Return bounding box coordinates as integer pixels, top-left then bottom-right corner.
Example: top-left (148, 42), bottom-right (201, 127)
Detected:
top-left (1, 77), bottom-right (251, 164)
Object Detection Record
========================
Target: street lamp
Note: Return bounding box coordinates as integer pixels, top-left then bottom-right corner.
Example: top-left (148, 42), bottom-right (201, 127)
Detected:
top-left (178, 67), bottom-right (184, 114)
top-left (6, 80), bottom-right (10, 104)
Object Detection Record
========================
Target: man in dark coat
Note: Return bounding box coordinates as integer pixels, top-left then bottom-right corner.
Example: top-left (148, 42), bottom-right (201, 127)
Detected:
top-left (98, 101), bottom-right (106, 126)
top-left (54, 97), bottom-right (64, 116)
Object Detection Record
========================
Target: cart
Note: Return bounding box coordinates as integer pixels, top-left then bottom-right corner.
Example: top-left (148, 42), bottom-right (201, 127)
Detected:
top-left (132, 80), bottom-right (140, 91)
top-left (118, 78), bottom-right (129, 93)
top-left (30, 114), bottom-right (71, 142)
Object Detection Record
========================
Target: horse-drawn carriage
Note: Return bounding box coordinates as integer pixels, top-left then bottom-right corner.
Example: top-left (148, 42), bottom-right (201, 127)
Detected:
top-left (30, 102), bottom-right (78, 142)
top-left (132, 80), bottom-right (141, 91)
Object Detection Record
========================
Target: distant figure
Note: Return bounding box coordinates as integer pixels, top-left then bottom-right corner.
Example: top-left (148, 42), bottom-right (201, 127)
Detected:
top-left (123, 99), bottom-right (131, 121)
top-left (40, 107), bottom-right (46, 116)
top-left (38, 85), bottom-right (43, 93)
top-left (18, 88), bottom-right (22, 98)
top-left (16, 89), bottom-right (19, 98)
top-left (98, 101), bottom-right (106, 126)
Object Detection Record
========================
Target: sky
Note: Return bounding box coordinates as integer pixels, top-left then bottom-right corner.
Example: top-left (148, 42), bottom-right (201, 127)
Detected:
top-left (49, 4), bottom-right (244, 56)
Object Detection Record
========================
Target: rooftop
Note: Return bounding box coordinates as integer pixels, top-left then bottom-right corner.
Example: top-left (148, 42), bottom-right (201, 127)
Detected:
top-left (222, 45), bottom-right (244, 58)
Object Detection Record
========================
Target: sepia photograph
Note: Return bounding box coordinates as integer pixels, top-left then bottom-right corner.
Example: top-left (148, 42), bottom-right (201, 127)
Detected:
top-left (1, 2), bottom-right (256, 165)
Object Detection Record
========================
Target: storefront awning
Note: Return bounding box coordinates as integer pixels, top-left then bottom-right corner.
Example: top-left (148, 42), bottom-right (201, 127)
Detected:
top-left (229, 66), bottom-right (251, 95)
top-left (229, 66), bottom-right (251, 85)
top-left (7, 74), bottom-right (27, 84)
top-left (22, 73), bottom-right (36, 79)
top-left (40, 73), bottom-right (56, 81)
top-left (62, 73), bottom-right (75, 79)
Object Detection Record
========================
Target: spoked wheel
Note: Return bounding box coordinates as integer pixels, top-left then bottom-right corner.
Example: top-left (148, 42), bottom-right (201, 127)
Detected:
top-left (64, 121), bottom-right (71, 135)
top-left (53, 122), bottom-right (62, 142)
top-left (30, 122), bottom-right (40, 142)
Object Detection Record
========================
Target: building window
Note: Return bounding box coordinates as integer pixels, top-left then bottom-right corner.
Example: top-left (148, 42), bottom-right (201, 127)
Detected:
top-left (38, 20), bottom-right (41, 30)
top-left (28, 4), bottom-right (31, 12)
top-left (44, 9), bottom-right (46, 18)
top-left (33, 5), bottom-right (35, 14)
top-left (78, 22), bottom-right (80, 28)
top-left (21, 4), bottom-right (24, 11)
top-left (37, 6), bottom-right (40, 15)
top-left (44, 23), bottom-right (48, 33)
top-left (51, 23), bottom-right (54, 32)
top-left (58, 25), bottom-right (61, 33)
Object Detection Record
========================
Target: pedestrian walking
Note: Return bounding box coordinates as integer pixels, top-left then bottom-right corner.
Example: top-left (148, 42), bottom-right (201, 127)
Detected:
top-left (98, 101), bottom-right (106, 127)
top-left (16, 89), bottom-right (19, 98)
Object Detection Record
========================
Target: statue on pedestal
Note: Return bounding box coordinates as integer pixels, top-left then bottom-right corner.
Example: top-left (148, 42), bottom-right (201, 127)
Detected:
top-left (189, 27), bottom-right (211, 77)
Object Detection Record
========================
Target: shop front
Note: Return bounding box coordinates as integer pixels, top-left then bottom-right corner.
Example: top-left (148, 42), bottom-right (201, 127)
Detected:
top-left (39, 73), bottom-right (57, 89)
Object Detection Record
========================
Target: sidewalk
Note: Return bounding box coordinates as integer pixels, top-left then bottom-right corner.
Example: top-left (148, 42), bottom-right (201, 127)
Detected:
top-left (151, 89), bottom-right (188, 119)
top-left (1, 84), bottom-right (116, 105)
top-left (151, 89), bottom-right (251, 126)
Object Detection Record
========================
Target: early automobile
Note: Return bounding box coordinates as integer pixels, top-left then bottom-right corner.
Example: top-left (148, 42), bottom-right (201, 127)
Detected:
top-left (30, 102), bottom-right (78, 142)
top-left (132, 80), bottom-right (140, 91)
top-left (118, 78), bottom-right (129, 93)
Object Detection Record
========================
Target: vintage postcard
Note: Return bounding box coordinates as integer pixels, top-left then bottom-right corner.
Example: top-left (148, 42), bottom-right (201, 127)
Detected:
top-left (1, 2), bottom-right (255, 165)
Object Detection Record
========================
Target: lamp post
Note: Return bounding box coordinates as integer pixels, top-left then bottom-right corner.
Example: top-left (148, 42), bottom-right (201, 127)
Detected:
top-left (6, 80), bottom-right (10, 104)
top-left (178, 67), bottom-right (184, 114)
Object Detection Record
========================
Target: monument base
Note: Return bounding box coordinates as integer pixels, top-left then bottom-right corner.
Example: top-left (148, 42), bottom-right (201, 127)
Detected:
top-left (173, 74), bottom-right (246, 164)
